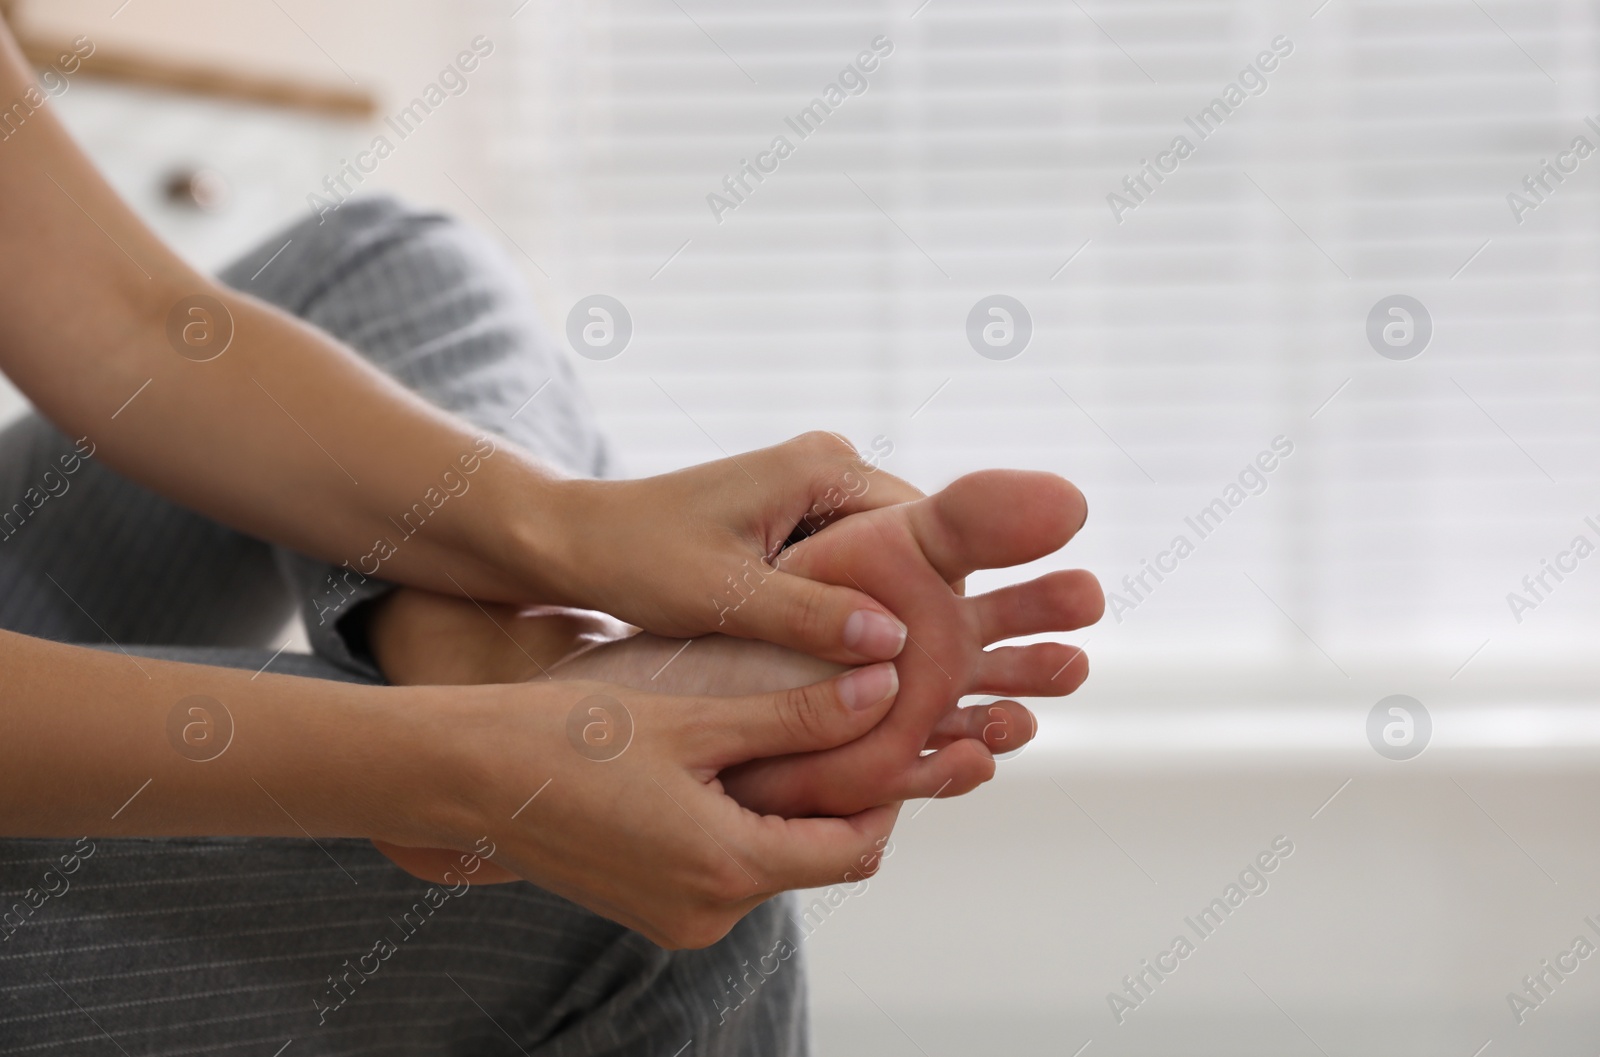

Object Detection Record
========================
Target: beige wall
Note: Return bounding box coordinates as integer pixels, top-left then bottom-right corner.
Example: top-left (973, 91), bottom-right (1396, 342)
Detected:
top-left (0, 0), bottom-right (510, 425)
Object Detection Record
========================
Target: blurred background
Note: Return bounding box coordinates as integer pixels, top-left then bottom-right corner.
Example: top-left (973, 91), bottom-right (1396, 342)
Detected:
top-left (6, 0), bottom-right (1600, 1053)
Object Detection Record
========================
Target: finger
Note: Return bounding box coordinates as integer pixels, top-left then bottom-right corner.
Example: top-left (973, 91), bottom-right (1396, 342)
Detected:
top-left (693, 662), bottom-right (899, 768)
top-left (828, 465), bottom-right (925, 513)
top-left (787, 431), bottom-right (925, 511)
top-left (905, 470), bottom-right (1088, 583)
top-left (741, 802), bottom-right (901, 892)
top-left (765, 432), bottom-right (924, 546)
top-left (724, 570), bottom-right (908, 664)
top-left (924, 699), bottom-right (1036, 752)
top-left (973, 642), bottom-right (1090, 697)
top-left (968, 569), bottom-right (1104, 645)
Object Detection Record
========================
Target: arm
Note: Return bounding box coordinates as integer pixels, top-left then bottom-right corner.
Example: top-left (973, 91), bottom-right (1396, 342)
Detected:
top-left (0, 22), bottom-right (917, 663)
top-left (0, 627), bottom-right (898, 948)
top-left (0, 27), bottom-right (545, 606)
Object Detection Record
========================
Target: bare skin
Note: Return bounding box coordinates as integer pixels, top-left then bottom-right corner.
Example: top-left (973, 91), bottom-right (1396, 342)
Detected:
top-left (0, 16), bottom-right (935, 948)
top-left (0, 15), bottom-right (1101, 946)
top-left (0, 16), bottom-right (927, 666)
top-left (369, 468), bottom-right (1103, 882)
top-left (0, 623), bottom-right (916, 948)
top-left (723, 468), bottom-right (1101, 816)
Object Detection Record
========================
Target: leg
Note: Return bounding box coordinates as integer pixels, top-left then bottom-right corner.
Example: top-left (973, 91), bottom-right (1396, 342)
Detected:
top-left (0, 196), bottom-right (804, 1052)
top-left (0, 415), bottom-right (294, 648)
top-left (217, 196), bottom-right (610, 678)
top-left (0, 194), bottom-right (608, 665)
top-left (0, 645), bottom-right (805, 1056)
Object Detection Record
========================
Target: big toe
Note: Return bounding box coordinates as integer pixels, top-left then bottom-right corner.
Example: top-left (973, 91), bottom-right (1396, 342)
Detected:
top-left (912, 470), bottom-right (1087, 581)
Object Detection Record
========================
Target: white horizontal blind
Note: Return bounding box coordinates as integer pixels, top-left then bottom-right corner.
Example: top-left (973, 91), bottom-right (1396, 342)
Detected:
top-left (488, 0), bottom-right (1600, 681)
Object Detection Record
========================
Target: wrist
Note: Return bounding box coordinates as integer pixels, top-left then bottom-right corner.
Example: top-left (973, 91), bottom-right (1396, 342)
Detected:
top-left (299, 681), bottom-right (500, 848)
top-left (377, 680), bottom-right (573, 855)
top-left (506, 474), bottom-right (594, 608)
top-left (463, 454), bottom-right (585, 605)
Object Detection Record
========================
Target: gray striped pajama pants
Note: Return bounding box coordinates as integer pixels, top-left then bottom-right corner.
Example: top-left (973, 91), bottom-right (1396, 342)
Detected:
top-left (0, 197), bottom-right (804, 1056)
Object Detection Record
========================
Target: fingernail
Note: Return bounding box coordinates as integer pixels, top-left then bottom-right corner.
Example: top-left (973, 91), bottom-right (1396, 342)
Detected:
top-left (843, 609), bottom-right (907, 659)
top-left (839, 663), bottom-right (898, 711)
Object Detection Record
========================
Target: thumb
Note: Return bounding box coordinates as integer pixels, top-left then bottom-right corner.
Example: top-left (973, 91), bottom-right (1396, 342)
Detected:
top-left (723, 569), bottom-right (907, 665)
top-left (694, 662), bottom-right (899, 768)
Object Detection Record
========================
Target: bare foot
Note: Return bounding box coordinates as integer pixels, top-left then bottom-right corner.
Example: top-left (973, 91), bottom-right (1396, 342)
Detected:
top-left (369, 585), bottom-right (842, 698)
top-left (368, 590), bottom-right (630, 687)
top-left (373, 591), bottom-right (1059, 759)
top-left (373, 468), bottom-right (1100, 819)
top-left (719, 469), bottom-right (1101, 817)
top-left (552, 632), bottom-right (1056, 756)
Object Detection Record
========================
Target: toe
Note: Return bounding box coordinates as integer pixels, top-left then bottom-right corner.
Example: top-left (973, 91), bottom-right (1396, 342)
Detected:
top-left (968, 568), bottom-right (1104, 644)
top-left (905, 739), bottom-right (997, 799)
top-left (925, 698), bottom-right (1036, 752)
top-left (907, 470), bottom-right (1088, 582)
top-left (973, 642), bottom-right (1088, 696)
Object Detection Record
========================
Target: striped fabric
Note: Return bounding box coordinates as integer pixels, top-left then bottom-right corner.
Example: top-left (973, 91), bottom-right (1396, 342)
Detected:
top-left (0, 198), bottom-right (804, 1055)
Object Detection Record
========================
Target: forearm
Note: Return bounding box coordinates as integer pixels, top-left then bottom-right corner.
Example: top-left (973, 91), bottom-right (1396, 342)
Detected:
top-left (0, 25), bottom-right (565, 604)
top-left (0, 629), bottom-right (453, 839)
top-left (0, 25), bottom-right (926, 658)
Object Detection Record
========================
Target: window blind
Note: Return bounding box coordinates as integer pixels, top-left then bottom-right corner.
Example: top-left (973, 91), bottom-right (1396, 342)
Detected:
top-left (482, 0), bottom-right (1600, 687)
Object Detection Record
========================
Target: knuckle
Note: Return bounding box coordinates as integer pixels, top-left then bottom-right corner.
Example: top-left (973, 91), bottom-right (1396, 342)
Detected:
top-left (704, 858), bottom-right (751, 904)
top-left (784, 582), bottom-right (834, 646)
top-left (683, 845), bottom-right (752, 907)
top-left (672, 911), bottom-right (735, 950)
top-left (659, 865), bottom-right (747, 948)
top-left (673, 707), bottom-right (718, 753)
top-left (657, 918), bottom-right (696, 950)
top-left (777, 682), bottom-right (833, 747)
top-left (794, 429), bottom-right (855, 460)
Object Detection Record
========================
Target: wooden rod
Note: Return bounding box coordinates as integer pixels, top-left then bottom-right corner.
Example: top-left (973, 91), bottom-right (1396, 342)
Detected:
top-left (16, 32), bottom-right (378, 119)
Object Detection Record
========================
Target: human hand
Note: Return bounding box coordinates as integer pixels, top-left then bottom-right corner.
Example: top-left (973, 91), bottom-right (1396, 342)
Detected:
top-left (538, 432), bottom-right (925, 665)
top-left (372, 665), bottom-right (902, 948)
